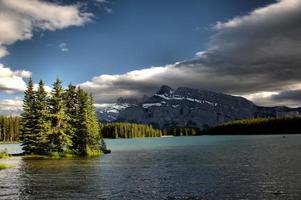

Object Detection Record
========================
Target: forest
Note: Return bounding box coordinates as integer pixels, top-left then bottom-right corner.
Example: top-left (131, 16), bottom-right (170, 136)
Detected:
top-left (0, 116), bottom-right (20, 143)
top-left (0, 120), bottom-right (201, 141)
top-left (101, 122), bottom-right (162, 138)
top-left (100, 123), bottom-right (201, 138)
top-left (19, 78), bottom-right (107, 157)
top-left (162, 127), bottom-right (201, 136)
top-left (203, 117), bottom-right (301, 134)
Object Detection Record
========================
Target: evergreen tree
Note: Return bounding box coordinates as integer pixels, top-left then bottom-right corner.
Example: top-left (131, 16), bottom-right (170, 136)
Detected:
top-left (74, 88), bottom-right (89, 155)
top-left (87, 94), bottom-right (101, 153)
top-left (16, 78), bottom-right (108, 156)
top-left (100, 122), bottom-right (163, 138)
top-left (0, 116), bottom-right (20, 142)
top-left (64, 84), bottom-right (78, 151)
top-left (20, 78), bottom-right (38, 154)
top-left (73, 89), bottom-right (101, 156)
top-left (34, 80), bottom-right (51, 154)
top-left (49, 79), bottom-right (70, 152)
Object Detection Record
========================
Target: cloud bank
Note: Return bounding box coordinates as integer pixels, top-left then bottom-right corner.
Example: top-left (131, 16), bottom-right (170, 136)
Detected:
top-left (80, 0), bottom-right (301, 107)
top-left (0, 0), bottom-right (93, 58)
top-left (0, 64), bottom-right (31, 93)
top-left (0, 0), bottom-right (94, 115)
top-left (0, 98), bottom-right (23, 116)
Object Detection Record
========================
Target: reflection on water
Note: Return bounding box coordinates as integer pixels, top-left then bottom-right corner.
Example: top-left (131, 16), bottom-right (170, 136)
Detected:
top-left (1, 135), bottom-right (301, 199)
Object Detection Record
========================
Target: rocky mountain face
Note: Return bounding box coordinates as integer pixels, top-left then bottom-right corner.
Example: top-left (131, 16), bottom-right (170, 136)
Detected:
top-left (96, 85), bottom-right (301, 129)
top-left (255, 106), bottom-right (301, 118)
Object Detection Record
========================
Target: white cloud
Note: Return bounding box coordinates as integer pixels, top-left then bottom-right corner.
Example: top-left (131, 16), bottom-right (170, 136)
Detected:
top-left (79, 64), bottom-right (187, 103)
top-left (59, 42), bottom-right (69, 52)
top-left (214, 0), bottom-right (301, 30)
top-left (0, 0), bottom-right (93, 58)
top-left (79, 0), bottom-right (301, 107)
top-left (242, 91), bottom-right (280, 106)
top-left (0, 98), bottom-right (23, 116)
top-left (104, 7), bottom-right (113, 14)
top-left (0, 64), bottom-right (32, 93)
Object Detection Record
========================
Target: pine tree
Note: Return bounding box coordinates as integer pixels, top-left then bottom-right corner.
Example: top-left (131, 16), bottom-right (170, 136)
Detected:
top-left (17, 78), bottom-right (109, 156)
top-left (73, 89), bottom-right (101, 156)
top-left (49, 79), bottom-right (71, 152)
top-left (20, 78), bottom-right (38, 154)
top-left (87, 94), bottom-right (101, 153)
top-left (34, 80), bottom-right (51, 154)
top-left (64, 84), bottom-right (78, 151)
top-left (74, 88), bottom-right (89, 155)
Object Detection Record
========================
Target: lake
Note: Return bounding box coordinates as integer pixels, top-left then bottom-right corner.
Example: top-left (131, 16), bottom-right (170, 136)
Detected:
top-left (1, 135), bottom-right (301, 199)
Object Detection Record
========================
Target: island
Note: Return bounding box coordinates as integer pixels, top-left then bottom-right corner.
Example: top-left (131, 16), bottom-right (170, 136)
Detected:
top-left (1, 78), bottom-right (109, 158)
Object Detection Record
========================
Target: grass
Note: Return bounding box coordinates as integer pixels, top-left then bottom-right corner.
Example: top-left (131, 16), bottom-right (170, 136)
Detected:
top-left (0, 163), bottom-right (13, 170)
top-left (21, 149), bottom-right (108, 160)
top-left (0, 149), bottom-right (9, 159)
top-left (22, 152), bottom-right (80, 160)
top-left (0, 141), bottom-right (20, 144)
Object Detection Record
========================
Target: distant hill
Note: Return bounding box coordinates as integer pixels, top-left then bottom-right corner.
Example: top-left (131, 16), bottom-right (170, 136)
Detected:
top-left (203, 117), bottom-right (301, 135)
top-left (96, 85), bottom-right (301, 129)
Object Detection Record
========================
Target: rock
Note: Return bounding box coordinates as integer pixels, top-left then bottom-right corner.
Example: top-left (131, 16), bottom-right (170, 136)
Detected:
top-left (97, 85), bottom-right (301, 129)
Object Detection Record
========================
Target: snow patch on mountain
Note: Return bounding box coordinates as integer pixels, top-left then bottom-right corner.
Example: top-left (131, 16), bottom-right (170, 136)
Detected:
top-left (96, 103), bottom-right (132, 122)
top-left (142, 103), bottom-right (162, 108)
top-left (154, 94), bottom-right (218, 106)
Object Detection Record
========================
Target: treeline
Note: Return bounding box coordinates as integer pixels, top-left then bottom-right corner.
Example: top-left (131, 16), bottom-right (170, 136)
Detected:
top-left (20, 78), bottom-right (107, 156)
top-left (101, 122), bottom-right (201, 138)
top-left (101, 123), bottom-right (162, 138)
top-left (0, 116), bottom-right (20, 142)
top-left (203, 117), bottom-right (301, 135)
top-left (163, 127), bottom-right (201, 136)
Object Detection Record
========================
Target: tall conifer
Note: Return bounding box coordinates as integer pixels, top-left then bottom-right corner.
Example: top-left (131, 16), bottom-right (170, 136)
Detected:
top-left (20, 78), bottom-right (38, 154)
top-left (74, 89), bottom-right (101, 156)
top-left (64, 84), bottom-right (79, 151)
top-left (49, 79), bottom-right (70, 152)
top-left (35, 80), bottom-right (51, 154)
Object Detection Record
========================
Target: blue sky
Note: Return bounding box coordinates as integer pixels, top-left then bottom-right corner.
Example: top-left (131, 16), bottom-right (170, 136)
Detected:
top-left (1, 0), bottom-right (274, 85)
top-left (2, 0), bottom-right (301, 114)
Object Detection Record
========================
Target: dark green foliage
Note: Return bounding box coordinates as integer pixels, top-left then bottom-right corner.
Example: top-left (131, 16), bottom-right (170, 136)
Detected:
top-left (87, 94), bottom-right (101, 154)
top-left (100, 138), bottom-right (110, 153)
top-left (162, 127), bottom-right (201, 136)
top-left (20, 77), bottom-right (39, 154)
top-left (34, 80), bottom-right (51, 154)
top-left (72, 89), bottom-right (101, 156)
top-left (19, 78), bottom-right (106, 157)
top-left (101, 122), bottom-right (162, 138)
top-left (48, 79), bottom-right (71, 152)
top-left (0, 116), bottom-right (20, 142)
top-left (101, 123), bottom-right (202, 138)
top-left (204, 117), bottom-right (301, 135)
top-left (64, 84), bottom-right (79, 151)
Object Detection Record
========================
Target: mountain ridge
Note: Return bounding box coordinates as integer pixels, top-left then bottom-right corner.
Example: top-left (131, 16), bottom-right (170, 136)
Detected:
top-left (97, 85), bottom-right (301, 129)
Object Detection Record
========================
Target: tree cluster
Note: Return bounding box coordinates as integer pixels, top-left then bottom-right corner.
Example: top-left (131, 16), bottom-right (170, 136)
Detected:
top-left (20, 78), bottom-right (103, 156)
top-left (162, 127), bottom-right (201, 136)
top-left (101, 122), bottom-right (162, 138)
top-left (203, 117), bottom-right (301, 135)
top-left (0, 116), bottom-right (20, 142)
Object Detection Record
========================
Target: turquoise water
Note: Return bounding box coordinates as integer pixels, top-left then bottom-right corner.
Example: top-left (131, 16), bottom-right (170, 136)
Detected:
top-left (1, 135), bottom-right (301, 199)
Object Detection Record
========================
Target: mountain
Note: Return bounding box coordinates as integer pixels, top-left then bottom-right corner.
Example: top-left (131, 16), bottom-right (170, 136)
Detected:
top-left (96, 97), bottom-right (145, 122)
top-left (96, 85), bottom-right (301, 129)
top-left (255, 106), bottom-right (301, 118)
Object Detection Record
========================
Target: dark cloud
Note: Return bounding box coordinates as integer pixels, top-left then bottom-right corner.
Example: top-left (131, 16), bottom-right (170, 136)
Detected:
top-left (184, 0), bottom-right (301, 94)
top-left (272, 90), bottom-right (301, 102)
top-left (80, 0), bottom-right (301, 107)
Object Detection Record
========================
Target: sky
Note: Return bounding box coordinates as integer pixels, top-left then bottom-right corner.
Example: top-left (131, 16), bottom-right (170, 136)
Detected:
top-left (1, 0), bottom-right (301, 115)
